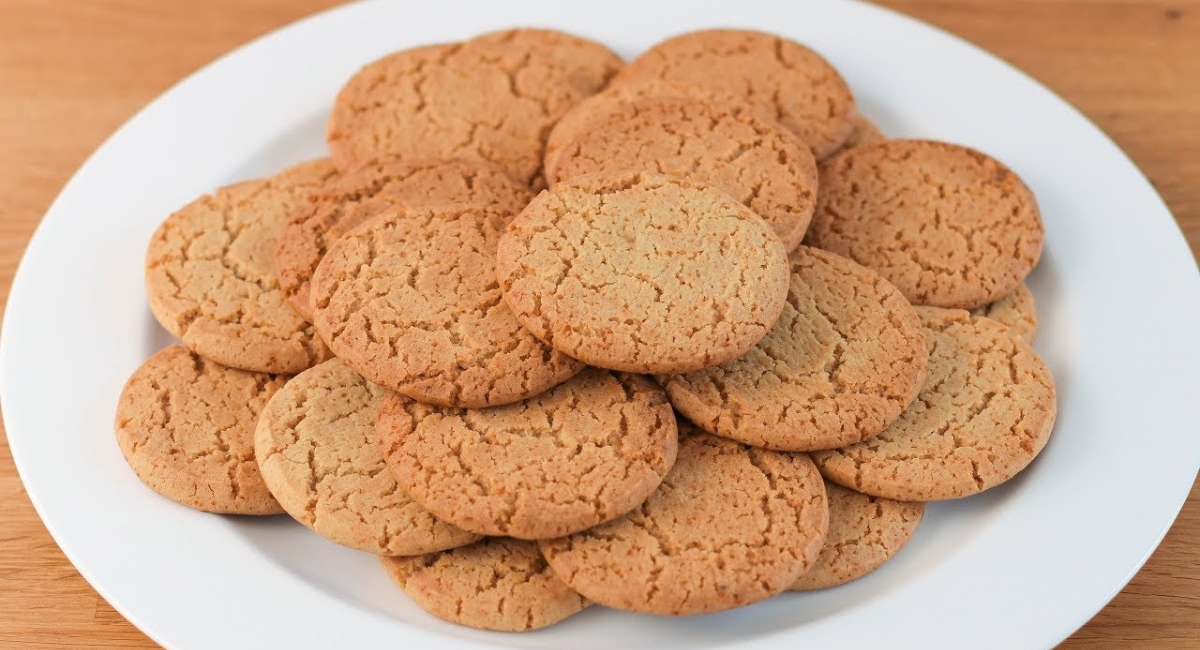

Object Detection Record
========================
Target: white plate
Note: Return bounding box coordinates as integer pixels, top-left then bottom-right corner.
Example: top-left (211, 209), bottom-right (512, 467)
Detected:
top-left (4, 0), bottom-right (1199, 648)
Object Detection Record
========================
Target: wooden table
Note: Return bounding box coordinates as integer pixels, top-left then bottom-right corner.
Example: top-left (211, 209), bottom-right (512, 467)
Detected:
top-left (0, 0), bottom-right (1196, 647)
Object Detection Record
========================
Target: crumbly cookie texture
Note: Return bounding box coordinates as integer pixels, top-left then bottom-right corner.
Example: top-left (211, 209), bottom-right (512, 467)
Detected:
top-left (496, 171), bottom-right (791, 374)
top-left (812, 307), bottom-right (1057, 501)
top-left (838, 113), bottom-right (887, 151)
top-left (311, 204), bottom-right (583, 408)
top-left (612, 29), bottom-right (856, 159)
top-left (377, 369), bottom-right (678, 539)
top-left (467, 28), bottom-right (623, 94)
top-left (114, 345), bottom-right (287, 514)
top-left (254, 359), bottom-right (480, 555)
top-left (970, 281), bottom-right (1037, 344)
top-left (538, 422), bottom-right (829, 616)
top-left (145, 158), bottom-right (337, 374)
top-left (549, 97), bottom-right (818, 250)
top-left (660, 246), bottom-right (927, 451)
top-left (327, 41), bottom-right (597, 187)
top-left (381, 537), bottom-right (588, 632)
top-left (789, 481), bottom-right (924, 591)
top-left (806, 139), bottom-right (1044, 310)
top-left (275, 158), bottom-right (531, 321)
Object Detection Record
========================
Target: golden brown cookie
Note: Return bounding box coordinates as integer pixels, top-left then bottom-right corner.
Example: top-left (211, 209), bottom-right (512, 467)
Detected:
top-left (254, 359), bottom-right (480, 555)
top-left (114, 345), bottom-right (287, 515)
top-left (660, 246), bottom-right (927, 451)
top-left (612, 29), bottom-right (856, 159)
top-left (376, 369), bottom-right (678, 539)
top-left (327, 41), bottom-right (597, 187)
top-left (971, 281), bottom-right (1037, 344)
top-left (539, 422), bottom-right (828, 615)
top-left (496, 171), bottom-right (791, 374)
top-left (381, 537), bottom-right (588, 632)
top-left (811, 307), bottom-right (1057, 501)
top-left (549, 97), bottom-right (819, 250)
top-left (311, 204), bottom-right (583, 408)
top-left (275, 158), bottom-right (532, 321)
top-left (839, 113), bottom-right (887, 150)
top-left (789, 481), bottom-right (924, 591)
top-left (806, 139), bottom-right (1044, 310)
top-left (467, 28), bottom-right (623, 94)
top-left (145, 158), bottom-right (337, 374)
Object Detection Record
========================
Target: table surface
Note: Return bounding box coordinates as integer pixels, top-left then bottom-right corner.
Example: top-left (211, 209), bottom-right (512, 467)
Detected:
top-left (0, 0), bottom-right (1197, 647)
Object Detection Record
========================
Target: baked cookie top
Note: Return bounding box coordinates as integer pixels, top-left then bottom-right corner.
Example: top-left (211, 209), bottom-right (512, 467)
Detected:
top-left (549, 96), bottom-right (818, 250)
top-left (812, 307), bottom-right (1057, 501)
top-left (538, 422), bottom-right (829, 615)
top-left (145, 158), bottom-right (336, 374)
top-left (311, 203), bottom-right (583, 408)
top-left (254, 359), bottom-right (480, 555)
top-left (806, 139), bottom-right (1044, 309)
top-left (971, 281), bottom-right (1037, 344)
top-left (114, 345), bottom-right (286, 515)
top-left (660, 246), bottom-right (927, 451)
top-left (376, 368), bottom-right (678, 539)
top-left (496, 171), bottom-right (791, 374)
top-left (275, 158), bottom-right (531, 321)
top-left (467, 27), bottom-right (623, 94)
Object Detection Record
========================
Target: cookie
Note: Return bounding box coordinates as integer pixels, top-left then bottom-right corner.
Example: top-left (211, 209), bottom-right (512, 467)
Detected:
top-left (612, 29), bottom-right (855, 159)
top-left (538, 422), bottom-right (828, 616)
top-left (254, 359), bottom-right (480, 555)
top-left (381, 537), bottom-right (588, 632)
top-left (660, 246), bottom-right (927, 451)
top-left (467, 28), bottom-right (623, 94)
top-left (275, 158), bottom-right (532, 322)
top-left (839, 113), bottom-right (887, 150)
top-left (811, 307), bottom-right (1057, 501)
top-left (311, 204), bottom-right (583, 408)
top-left (549, 97), bottom-right (819, 250)
top-left (806, 139), bottom-right (1044, 309)
top-left (145, 158), bottom-right (337, 374)
top-left (376, 368), bottom-right (678, 539)
top-left (789, 481), bottom-right (924, 591)
top-left (114, 345), bottom-right (287, 515)
top-left (496, 171), bottom-right (791, 374)
top-left (970, 281), bottom-right (1037, 344)
top-left (327, 41), bottom-right (596, 187)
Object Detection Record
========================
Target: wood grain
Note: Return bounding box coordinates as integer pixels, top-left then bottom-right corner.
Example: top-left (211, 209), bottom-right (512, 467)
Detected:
top-left (0, 1), bottom-right (1196, 648)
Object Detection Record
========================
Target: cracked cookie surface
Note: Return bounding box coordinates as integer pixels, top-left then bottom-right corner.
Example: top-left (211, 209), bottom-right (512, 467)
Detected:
top-left (145, 158), bottom-right (337, 374)
top-left (660, 246), bottom-right (927, 451)
top-left (611, 29), bottom-right (855, 160)
top-left (254, 359), bottom-right (479, 555)
top-left (311, 203), bottom-right (583, 408)
top-left (971, 281), bottom-right (1037, 344)
top-left (811, 307), bottom-right (1057, 501)
top-left (496, 171), bottom-right (791, 374)
top-left (327, 40), bottom-right (598, 187)
top-left (276, 158), bottom-right (532, 322)
top-left (114, 345), bottom-right (287, 514)
top-left (549, 97), bottom-right (818, 250)
top-left (837, 113), bottom-right (887, 152)
top-left (538, 421), bottom-right (828, 616)
top-left (467, 28), bottom-right (623, 95)
top-left (376, 369), bottom-right (678, 539)
top-left (806, 139), bottom-right (1043, 309)
top-left (790, 480), bottom-right (923, 591)
top-left (381, 537), bottom-right (588, 632)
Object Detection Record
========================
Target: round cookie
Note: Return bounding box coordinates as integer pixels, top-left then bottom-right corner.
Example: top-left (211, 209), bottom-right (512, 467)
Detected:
top-left (145, 158), bottom-right (337, 374)
top-left (838, 113), bottom-right (887, 150)
top-left (549, 97), bottom-right (819, 251)
top-left (660, 246), bottom-right (927, 451)
top-left (806, 139), bottom-right (1044, 309)
top-left (254, 359), bottom-right (480, 555)
top-left (275, 158), bottom-right (532, 322)
top-left (311, 203), bottom-right (583, 408)
top-left (811, 307), bottom-right (1057, 501)
top-left (381, 537), bottom-right (588, 632)
top-left (538, 422), bottom-right (829, 616)
top-left (789, 481), bottom-right (924, 591)
top-left (970, 281), bottom-right (1037, 344)
top-left (327, 41), bottom-right (597, 187)
top-left (496, 171), bottom-right (791, 374)
top-left (467, 28), bottom-right (623, 94)
top-left (613, 29), bottom-right (856, 159)
top-left (114, 345), bottom-right (287, 515)
top-left (376, 368), bottom-right (678, 539)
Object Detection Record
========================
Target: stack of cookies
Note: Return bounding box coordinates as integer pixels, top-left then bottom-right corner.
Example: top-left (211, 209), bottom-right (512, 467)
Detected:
top-left (116, 27), bottom-right (1057, 632)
